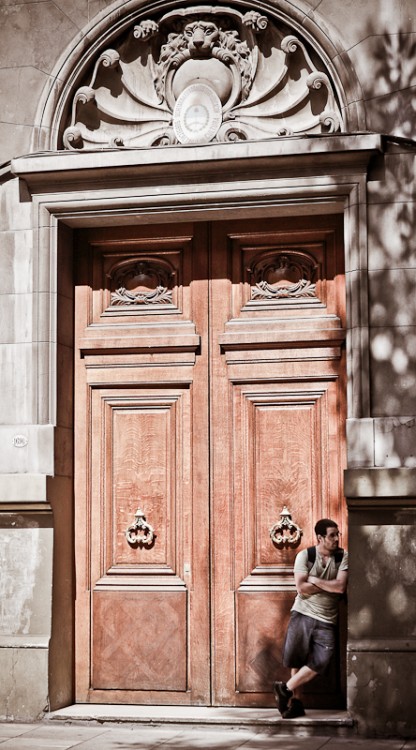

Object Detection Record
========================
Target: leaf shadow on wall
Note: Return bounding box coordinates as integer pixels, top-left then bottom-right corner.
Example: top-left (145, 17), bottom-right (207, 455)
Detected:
top-left (362, 23), bottom-right (416, 139)
top-left (351, 21), bottom-right (416, 466)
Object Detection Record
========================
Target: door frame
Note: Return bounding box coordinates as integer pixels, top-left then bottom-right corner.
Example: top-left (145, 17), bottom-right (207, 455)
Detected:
top-left (11, 133), bottom-right (381, 709)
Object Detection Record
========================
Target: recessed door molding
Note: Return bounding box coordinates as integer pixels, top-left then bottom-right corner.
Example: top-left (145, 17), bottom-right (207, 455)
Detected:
top-left (12, 132), bottom-right (381, 442)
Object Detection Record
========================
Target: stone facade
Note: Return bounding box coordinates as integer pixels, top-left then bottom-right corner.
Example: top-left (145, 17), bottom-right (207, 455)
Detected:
top-left (0, 0), bottom-right (415, 738)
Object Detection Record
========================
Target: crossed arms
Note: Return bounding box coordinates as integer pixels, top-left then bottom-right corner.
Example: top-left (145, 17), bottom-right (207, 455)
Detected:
top-left (295, 568), bottom-right (348, 596)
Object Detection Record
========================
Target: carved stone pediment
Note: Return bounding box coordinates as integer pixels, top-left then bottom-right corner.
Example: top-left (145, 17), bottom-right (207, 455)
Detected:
top-left (63, 5), bottom-right (343, 150)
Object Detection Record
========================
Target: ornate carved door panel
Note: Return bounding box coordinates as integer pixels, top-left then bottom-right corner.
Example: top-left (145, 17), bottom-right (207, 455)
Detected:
top-left (210, 216), bottom-right (347, 708)
top-left (74, 223), bottom-right (211, 704)
top-left (74, 216), bottom-right (346, 706)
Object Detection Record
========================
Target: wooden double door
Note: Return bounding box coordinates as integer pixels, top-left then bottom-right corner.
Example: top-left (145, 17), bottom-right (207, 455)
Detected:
top-left (74, 216), bottom-right (347, 707)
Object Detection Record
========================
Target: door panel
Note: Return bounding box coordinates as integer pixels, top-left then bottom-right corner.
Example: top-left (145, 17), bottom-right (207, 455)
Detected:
top-left (74, 216), bottom-right (346, 707)
top-left (90, 386), bottom-right (189, 693)
top-left (75, 223), bottom-right (210, 704)
top-left (210, 217), bottom-right (346, 707)
top-left (235, 591), bottom-right (293, 693)
top-left (228, 380), bottom-right (345, 706)
top-left (92, 590), bottom-right (187, 691)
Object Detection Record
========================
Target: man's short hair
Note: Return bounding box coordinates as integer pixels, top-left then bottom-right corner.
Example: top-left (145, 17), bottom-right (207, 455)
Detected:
top-left (314, 518), bottom-right (338, 538)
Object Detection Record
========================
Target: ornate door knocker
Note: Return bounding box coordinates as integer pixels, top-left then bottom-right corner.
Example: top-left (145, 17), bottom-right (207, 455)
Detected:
top-left (125, 508), bottom-right (155, 546)
top-left (270, 506), bottom-right (302, 546)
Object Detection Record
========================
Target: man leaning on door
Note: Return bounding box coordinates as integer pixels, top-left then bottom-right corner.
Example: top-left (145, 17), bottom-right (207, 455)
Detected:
top-left (274, 518), bottom-right (348, 719)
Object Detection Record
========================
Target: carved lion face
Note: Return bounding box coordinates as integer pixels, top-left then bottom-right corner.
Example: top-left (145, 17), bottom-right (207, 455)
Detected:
top-left (183, 21), bottom-right (220, 56)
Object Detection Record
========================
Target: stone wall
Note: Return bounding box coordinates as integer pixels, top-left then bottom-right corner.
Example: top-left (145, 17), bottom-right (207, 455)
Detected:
top-left (344, 136), bottom-right (416, 736)
top-left (345, 475), bottom-right (416, 737)
top-left (0, 512), bottom-right (52, 720)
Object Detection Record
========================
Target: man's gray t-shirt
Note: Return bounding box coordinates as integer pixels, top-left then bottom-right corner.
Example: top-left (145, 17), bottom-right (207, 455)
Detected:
top-left (292, 547), bottom-right (348, 625)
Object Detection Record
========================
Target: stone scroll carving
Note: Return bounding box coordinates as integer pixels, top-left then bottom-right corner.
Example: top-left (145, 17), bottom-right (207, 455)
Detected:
top-left (63, 5), bottom-right (343, 150)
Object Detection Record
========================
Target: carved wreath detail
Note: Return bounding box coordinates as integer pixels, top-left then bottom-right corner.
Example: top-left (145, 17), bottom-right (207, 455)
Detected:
top-left (109, 260), bottom-right (175, 306)
top-left (248, 251), bottom-right (319, 301)
top-left (111, 286), bottom-right (172, 305)
top-left (62, 5), bottom-right (343, 150)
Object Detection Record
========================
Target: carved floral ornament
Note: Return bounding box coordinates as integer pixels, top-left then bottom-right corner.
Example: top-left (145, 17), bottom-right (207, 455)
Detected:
top-left (63, 5), bottom-right (343, 150)
top-left (108, 259), bottom-right (175, 306)
top-left (248, 250), bottom-right (319, 302)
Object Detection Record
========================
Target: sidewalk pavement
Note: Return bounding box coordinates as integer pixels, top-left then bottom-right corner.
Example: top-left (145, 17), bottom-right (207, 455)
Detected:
top-left (0, 721), bottom-right (415, 750)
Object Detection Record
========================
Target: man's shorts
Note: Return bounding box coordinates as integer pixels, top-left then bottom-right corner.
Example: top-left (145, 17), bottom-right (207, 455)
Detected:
top-left (282, 611), bottom-right (336, 674)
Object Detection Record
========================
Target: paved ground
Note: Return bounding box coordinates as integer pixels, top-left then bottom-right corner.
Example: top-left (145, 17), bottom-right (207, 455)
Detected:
top-left (0, 722), bottom-right (415, 750)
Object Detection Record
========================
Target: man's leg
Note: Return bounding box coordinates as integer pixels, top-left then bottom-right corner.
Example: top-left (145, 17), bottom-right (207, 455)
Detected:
top-left (274, 612), bottom-right (319, 716)
top-left (287, 665), bottom-right (318, 693)
top-left (274, 666), bottom-right (316, 717)
top-left (282, 621), bottom-right (335, 718)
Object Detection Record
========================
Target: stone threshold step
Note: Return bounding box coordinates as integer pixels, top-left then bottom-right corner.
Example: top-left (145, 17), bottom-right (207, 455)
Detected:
top-left (45, 705), bottom-right (355, 736)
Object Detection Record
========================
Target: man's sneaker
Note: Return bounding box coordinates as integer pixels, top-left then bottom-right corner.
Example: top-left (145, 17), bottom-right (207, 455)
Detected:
top-left (282, 698), bottom-right (306, 719)
top-left (272, 681), bottom-right (293, 715)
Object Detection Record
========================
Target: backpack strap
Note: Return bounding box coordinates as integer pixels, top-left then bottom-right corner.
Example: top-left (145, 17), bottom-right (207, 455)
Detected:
top-left (334, 548), bottom-right (344, 565)
top-left (307, 546), bottom-right (316, 570)
top-left (307, 546), bottom-right (344, 569)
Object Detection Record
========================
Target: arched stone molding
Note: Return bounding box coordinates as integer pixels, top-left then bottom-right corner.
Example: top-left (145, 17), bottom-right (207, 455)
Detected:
top-left (32, 0), bottom-right (366, 153)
